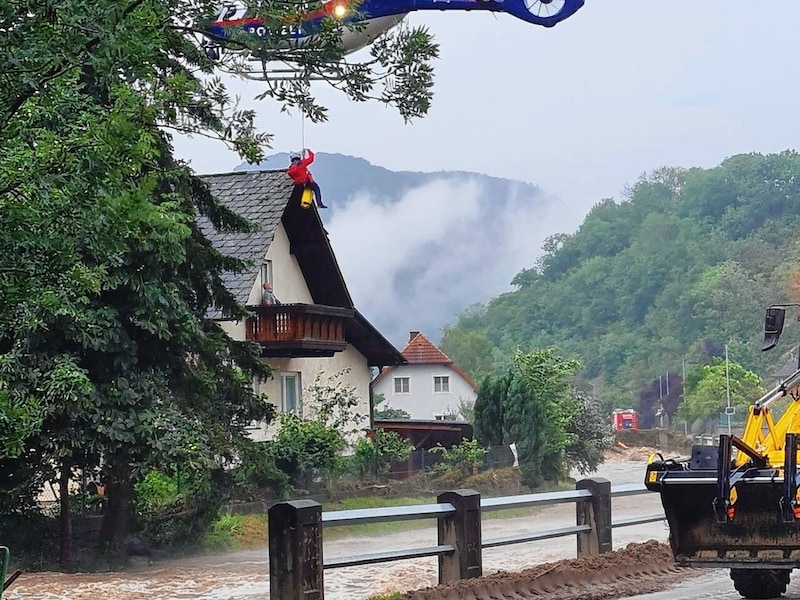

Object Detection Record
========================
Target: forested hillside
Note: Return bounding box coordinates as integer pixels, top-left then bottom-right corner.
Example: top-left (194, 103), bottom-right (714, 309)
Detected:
top-left (442, 152), bottom-right (800, 410)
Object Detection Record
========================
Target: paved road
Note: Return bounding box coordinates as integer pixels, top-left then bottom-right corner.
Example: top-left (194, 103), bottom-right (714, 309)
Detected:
top-left (627, 569), bottom-right (800, 600)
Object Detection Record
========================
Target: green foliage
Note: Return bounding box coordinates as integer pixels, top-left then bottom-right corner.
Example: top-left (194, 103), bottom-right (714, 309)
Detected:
top-left (439, 325), bottom-right (496, 382)
top-left (351, 428), bottom-right (413, 480)
top-left (455, 398), bottom-right (475, 424)
top-left (565, 391), bottom-right (613, 475)
top-left (508, 349), bottom-right (582, 488)
top-left (134, 469), bottom-right (222, 548)
top-left (0, 0), bottom-right (439, 544)
top-left (373, 394), bottom-right (412, 420)
top-left (678, 359), bottom-right (764, 423)
top-left (442, 152), bottom-right (800, 400)
top-left (0, 449), bottom-right (51, 517)
top-left (0, 390), bottom-right (41, 460)
top-left (305, 368), bottom-right (364, 437)
top-left (135, 470), bottom-right (179, 513)
top-left (474, 349), bottom-right (586, 488)
top-left (365, 594), bottom-right (402, 600)
top-left (271, 413), bottom-right (346, 486)
top-left (201, 513), bottom-right (244, 550)
top-left (232, 439), bottom-right (292, 500)
top-left (429, 438), bottom-right (487, 476)
top-left (474, 373), bottom-right (510, 446)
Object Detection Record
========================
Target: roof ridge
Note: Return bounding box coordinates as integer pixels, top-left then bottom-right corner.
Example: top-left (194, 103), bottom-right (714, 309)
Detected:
top-left (201, 168), bottom-right (287, 177)
top-left (400, 332), bottom-right (453, 364)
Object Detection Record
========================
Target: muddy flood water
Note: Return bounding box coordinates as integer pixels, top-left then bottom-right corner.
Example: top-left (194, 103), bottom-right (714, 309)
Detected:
top-left (5, 460), bottom-right (668, 600)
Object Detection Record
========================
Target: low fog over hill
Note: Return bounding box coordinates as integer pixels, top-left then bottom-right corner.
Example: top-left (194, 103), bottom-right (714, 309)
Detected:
top-left (237, 153), bottom-right (579, 347)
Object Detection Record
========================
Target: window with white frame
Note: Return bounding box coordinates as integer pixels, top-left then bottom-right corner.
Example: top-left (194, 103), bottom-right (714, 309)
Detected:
top-left (393, 377), bottom-right (410, 394)
top-left (261, 261), bottom-right (273, 287)
top-left (434, 376), bottom-right (450, 393)
top-left (281, 372), bottom-right (301, 414)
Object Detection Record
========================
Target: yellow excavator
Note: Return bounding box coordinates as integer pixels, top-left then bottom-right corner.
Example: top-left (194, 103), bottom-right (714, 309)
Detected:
top-left (646, 304), bottom-right (800, 599)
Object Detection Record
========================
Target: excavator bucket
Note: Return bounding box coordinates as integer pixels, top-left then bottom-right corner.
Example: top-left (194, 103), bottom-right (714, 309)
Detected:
top-left (646, 305), bottom-right (800, 598)
top-left (646, 434), bottom-right (800, 569)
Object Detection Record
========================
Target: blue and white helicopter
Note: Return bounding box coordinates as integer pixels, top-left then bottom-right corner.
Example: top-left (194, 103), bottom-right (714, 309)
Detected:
top-left (206, 0), bottom-right (583, 59)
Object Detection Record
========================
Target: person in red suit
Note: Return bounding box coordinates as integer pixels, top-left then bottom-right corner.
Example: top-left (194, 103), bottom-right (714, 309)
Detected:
top-left (287, 149), bottom-right (326, 208)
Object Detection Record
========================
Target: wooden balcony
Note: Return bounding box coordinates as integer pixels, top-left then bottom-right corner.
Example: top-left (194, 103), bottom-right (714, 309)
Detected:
top-left (245, 303), bottom-right (354, 357)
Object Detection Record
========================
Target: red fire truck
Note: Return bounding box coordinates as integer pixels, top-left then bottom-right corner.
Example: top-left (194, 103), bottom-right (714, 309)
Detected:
top-left (611, 409), bottom-right (639, 431)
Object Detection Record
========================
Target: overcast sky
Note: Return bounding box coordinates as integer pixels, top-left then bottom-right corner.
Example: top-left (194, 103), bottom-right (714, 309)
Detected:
top-left (176, 1), bottom-right (800, 220)
top-left (175, 1), bottom-right (800, 342)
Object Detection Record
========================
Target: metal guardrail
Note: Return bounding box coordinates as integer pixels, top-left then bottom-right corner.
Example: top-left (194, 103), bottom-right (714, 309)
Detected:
top-left (322, 482), bottom-right (662, 569)
top-left (268, 479), bottom-right (666, 599)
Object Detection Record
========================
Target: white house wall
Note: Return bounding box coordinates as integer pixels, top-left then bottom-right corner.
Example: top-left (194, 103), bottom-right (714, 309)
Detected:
top-left (219, 221), bottom-right (372, 446)
top-left (246, 222), bottom-right (314, 305)
top-left (372, 364), bottom-right (476, 420)
top-left (218, 319), bottom-right (246, 341)
top-left (248, 345), bottom-right (371, 444)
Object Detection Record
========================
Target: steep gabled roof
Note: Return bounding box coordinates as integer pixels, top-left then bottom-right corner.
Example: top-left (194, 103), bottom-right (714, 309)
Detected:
top-left (402, 332), bottom-right (453, 364)
top-left (198, 169), bottom-right (403, 367)
top-left (200, 169), bottom-right (353, 308)
top-left (199, 170), bottom-right (295, 307)
top-left (373, 332), bottom-right (478, 391)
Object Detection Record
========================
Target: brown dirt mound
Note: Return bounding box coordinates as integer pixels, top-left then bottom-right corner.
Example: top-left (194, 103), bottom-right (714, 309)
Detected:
top-left (395, 541), bottom-right (699, 600)
top-left (603, 443), bottom-right (661, 462)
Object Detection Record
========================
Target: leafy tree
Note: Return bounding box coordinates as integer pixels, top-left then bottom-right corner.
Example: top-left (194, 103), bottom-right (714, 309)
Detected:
top-left (474, 374), bottom-right (509, 446)
top-left (565, 390), bottom-right (612, 475)
top-left (677, 359), bottom-right (764, 423)
top-left (0, 391), bottom-right (41, 460)
top-left (474, 349), bottom-right (589, 488)
top-left (1, 0), bottom-right (439, 561)
top-left (439, 327), bottom-right (495, 382)
top-left (232, 439), bottom-right (292, 500)
top-left (304, 368), bottom-right (364, 438)
top-left (442, 152), bottom-right (800, 404)
top-left (373, 394), bottom-right (412, 420)
top-left (271, 413), bottom-right (346, 487)
top-left (505, 349), bottom-right (582, 488)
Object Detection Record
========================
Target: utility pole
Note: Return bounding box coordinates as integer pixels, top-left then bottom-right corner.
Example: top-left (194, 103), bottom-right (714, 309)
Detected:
top-left (725, 344), bottom-right (732, 435)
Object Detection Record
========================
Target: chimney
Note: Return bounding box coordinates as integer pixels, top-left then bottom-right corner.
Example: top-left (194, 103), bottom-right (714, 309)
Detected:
top-left (409, 331), bottom-right (420, 342)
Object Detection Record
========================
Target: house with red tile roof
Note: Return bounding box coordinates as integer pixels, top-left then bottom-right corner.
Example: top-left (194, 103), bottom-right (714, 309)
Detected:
top-left (371, 331), bottom-right (478, 421)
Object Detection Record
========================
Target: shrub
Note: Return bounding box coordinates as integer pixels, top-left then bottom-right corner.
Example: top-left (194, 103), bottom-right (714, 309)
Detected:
top-left (135, 470), bottom-right (179, 513)
top-left (429, 438), bottom-right (487, 476)
top-left (201, 513), bottom-right (244, 550)
top-left (134, 469), bottom-right (221, 548)
top-left (233, 439), bottom-right (292, 500)
top-left (271, 413), bottom-right (346, 487)
top-left (351, 429), bottom-right (413, 480)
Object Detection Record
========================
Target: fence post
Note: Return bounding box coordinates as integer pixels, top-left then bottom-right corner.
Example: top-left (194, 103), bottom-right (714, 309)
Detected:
top-left (268, 499), bottom-right (324, 600)
top-left (576, 477), bottom-right (612, 558)
top-left (437, 489), bottom-right (482, 583)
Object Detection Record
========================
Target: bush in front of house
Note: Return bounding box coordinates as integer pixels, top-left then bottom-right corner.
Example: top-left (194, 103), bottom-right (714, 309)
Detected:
top-left (350, 428), bottom-right (413, 481)
top-left (429, 438), bottom-right (488, 477)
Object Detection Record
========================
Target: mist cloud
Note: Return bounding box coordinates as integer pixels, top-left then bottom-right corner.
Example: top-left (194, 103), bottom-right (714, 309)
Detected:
top-left (327, 177), bottom-right (570, 347)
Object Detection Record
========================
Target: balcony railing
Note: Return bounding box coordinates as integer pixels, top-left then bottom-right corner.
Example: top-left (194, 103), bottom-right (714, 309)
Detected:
top-left (245, 303), bottom-right (354, 357)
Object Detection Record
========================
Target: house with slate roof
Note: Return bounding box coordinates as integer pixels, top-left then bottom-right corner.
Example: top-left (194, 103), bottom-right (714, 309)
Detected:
top-left (371, 331), bottom-right (478, 421)
top-left (199, 170), bottom-right (404, 440)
